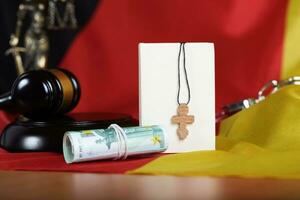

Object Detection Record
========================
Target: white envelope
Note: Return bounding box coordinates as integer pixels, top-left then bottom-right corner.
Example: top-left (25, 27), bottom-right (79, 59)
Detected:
top-left (139, 42), bottom-right (215, 153)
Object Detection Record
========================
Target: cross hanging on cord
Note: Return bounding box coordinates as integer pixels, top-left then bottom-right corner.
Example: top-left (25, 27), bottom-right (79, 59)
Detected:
top-left (171, 103), bottom-right (194, 140)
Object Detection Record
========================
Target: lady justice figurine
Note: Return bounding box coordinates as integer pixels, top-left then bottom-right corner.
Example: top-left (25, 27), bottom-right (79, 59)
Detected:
top-left (5, 0), bottom-right (77, 75)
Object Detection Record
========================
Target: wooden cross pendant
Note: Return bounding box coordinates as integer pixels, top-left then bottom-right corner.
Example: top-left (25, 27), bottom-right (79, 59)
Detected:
top-left (171, 104), bottom-right (195, 140)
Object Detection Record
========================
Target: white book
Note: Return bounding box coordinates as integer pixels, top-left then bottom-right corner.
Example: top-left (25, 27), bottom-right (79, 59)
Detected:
top-left (139, 42), bottom-right (215, 153)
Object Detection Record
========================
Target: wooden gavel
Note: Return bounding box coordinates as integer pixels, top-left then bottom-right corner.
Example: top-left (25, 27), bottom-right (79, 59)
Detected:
top-left (0, 68), bottom-right (80, 118)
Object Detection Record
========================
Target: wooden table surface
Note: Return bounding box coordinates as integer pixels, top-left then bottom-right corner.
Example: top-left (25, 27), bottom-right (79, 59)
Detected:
top-left (1, 171), bottom-right (300, 200)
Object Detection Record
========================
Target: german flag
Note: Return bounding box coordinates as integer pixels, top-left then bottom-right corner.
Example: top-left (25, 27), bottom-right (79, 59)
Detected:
top-left (1, 0), bottom-right (300, 179)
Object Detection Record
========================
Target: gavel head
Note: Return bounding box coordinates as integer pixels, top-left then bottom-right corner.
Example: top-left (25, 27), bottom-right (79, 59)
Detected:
top-left (11, 68), bottom-right (80, 118)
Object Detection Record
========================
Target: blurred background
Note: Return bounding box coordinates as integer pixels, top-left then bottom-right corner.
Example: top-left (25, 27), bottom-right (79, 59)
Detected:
top-left (0, 0), bottom-right (99, 92)
top-left (0, 0), bottom-right (298, 128)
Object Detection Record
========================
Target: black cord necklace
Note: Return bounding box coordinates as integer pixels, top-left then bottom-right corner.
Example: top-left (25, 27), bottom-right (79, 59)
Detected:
top-left (171, 42), bottom-right (195, 140)
top-left (177, 42), bottom-right (191, 105)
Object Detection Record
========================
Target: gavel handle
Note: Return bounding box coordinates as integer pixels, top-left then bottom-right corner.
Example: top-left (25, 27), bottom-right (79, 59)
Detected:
top-left (0, 92), bottom-right (13, 110)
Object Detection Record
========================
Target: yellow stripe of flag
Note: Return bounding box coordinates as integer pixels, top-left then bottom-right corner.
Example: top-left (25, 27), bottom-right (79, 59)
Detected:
top-left (282, 0), bottom-right (300, 78)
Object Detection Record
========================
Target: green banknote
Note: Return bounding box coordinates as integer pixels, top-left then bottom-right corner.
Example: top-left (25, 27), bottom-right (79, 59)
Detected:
top-left (63, 125), bottom-right (168, 164)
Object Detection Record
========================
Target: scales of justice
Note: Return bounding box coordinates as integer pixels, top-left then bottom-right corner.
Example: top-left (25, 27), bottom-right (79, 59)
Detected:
top-left (5, 0), bottom-right (78, 75)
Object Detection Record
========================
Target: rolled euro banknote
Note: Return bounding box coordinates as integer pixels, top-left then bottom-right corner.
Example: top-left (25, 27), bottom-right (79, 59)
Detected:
top-left (63, 125), bottom-right (168, 164)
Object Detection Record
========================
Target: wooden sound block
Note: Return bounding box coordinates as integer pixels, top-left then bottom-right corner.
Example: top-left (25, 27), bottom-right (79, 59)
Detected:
top-left (0, 113), bottom-right (136, 153)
